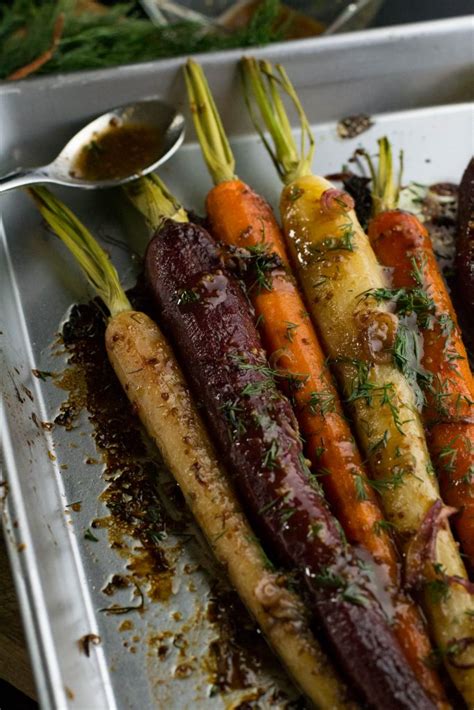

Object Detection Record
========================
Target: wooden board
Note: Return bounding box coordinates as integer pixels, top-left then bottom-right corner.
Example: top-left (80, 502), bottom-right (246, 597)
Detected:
top-left (0, 531), bottom-right (37, 700)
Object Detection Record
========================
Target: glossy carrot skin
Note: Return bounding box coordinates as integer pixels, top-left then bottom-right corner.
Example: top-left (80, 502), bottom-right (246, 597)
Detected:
top-left (368, 209), bottom-right (474, 568)
top-left (206, 180), bottom-right (446, 706)
top-left (145, 218), bottom-right (435, 710)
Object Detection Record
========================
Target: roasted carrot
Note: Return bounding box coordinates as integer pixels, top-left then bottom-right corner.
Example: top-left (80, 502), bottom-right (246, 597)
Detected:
top-left (241, 57), bottom-right (474, 705)
top-left (363, 138), bottom-right (474, 570)
top-left (29, 186), bottom-right (357, 710)
top-left (183, 59), bottom-right (447, 707)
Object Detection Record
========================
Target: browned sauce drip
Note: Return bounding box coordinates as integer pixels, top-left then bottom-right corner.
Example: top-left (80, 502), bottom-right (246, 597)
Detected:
top-left (71, 122), bottom-right (161, 181)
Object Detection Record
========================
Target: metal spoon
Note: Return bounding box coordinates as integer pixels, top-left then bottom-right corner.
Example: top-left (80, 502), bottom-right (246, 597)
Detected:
top-left (0, 99), bottom-right (185, 194)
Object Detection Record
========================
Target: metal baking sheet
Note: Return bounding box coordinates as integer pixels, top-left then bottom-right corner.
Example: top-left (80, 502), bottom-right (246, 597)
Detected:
top-left (1, 15), bottom-right (473, 710)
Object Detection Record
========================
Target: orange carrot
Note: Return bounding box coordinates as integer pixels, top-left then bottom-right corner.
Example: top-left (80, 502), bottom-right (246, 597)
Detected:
top-left (7, 13), bottom-right (64, 81)
top-left (184, 60), bottom-right (447, 706)
top-left (365, 139), bottom-right (474, 570)
top-left (368, 209), bottom-right (474, 569)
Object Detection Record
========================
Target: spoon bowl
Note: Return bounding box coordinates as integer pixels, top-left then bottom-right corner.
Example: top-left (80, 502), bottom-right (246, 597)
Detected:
top-left (0, 99), bottom-right (185, 194)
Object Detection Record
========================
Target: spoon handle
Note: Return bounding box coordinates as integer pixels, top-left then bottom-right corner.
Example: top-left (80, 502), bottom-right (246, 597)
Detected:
top-left (0, 166), bottom-right (52, 194)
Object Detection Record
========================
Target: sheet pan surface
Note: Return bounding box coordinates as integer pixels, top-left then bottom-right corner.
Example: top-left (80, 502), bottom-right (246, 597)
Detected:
top-left (1, 16), bottom-right (473, 710)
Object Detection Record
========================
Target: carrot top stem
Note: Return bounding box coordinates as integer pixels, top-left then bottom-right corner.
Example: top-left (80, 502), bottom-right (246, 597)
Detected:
top-left (29, 186), bottom-right (131, 317)
top-left (184, 59), bottom-right (236, 185)
top-left (240, 57), bottom-right (314, 184)
top-left (124, 174), bottom-right (188, 232)
top-left (362, 137), bottom-right (404, 215)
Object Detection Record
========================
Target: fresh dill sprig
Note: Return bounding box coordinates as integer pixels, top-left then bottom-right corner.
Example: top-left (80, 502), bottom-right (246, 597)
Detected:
top-left (244, 241), bottom-right (282, 293)
top-left (262, 439), bottom-right (280, 469)
top-left (313, 567), bottom-right (369, 607)
top-left (373, 519), bottom-right (396, 536)
top-left (365, 467), bottom-right (409, 494)
top-left (353, 474), bottom-right (369, 501)
top-left (306, 390), bottom-right (337, 416)
top-left (219, 398), bottom-right (247, 441)
top-left (392, 322), bottom-right (433, 409)
top-left (424, 562), bottom-right (461, 605)
top-left (176, 288), bottom-right (200, 306)
top-left (360, 285), bottom-right (436, 328)
top-left (231, 352), bottom-right (308, 392)
top-left (309, 223), bottom-right (355, 257)
top-left (344, 361), bottom-right (405, 434)
top-left (1, 0), bottom-right (283, 80)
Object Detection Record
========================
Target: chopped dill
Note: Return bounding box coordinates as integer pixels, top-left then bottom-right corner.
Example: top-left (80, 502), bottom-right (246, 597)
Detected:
top-left (392, 322), bottom-right (433, 409)
top-left (460, 464), bottom-right (474, 486)
top-left (353, 474), bottom-right (369, 501)
top-left (262, 439), bottom-right (280, 469)
top-left (279, 507), bottom-right (297, 524)
top-left (299, 452), bottom-right (324, 494)
top-left (360, 285), bottom-right (435, 327)
top-left (87, 139), bottom-right (103, 154)
top-left (219, 399), bottom-right (247, 440)
top-left (366, 467), bottom-right (408, 493)
top-left (243, 242), bottom-right (282, 293)
top-left (84, 528), bottom-right (98, 542)
top-left (438, 313), bottom-right (455, 339)
top-left (231, 352), bottom-right (307, 393)
top-left (241, 379), bottom-right (273, 397)
top-left (425, 563), bottom-right (451, 603)
top-left (410, 254), bottom-right (426, 287)
top-left (359, 276), bottom-right (440, 408)
top-left (308, 522), bottom-right (324, 539)
top-left (32, 369), bottom-right (54, 381)
top-left (313, 567), bottom-right (344, 589)
top-left (258, 490), bottom-right (291, 515)
top-left (342, 583), bottom-right (370, 607)
top-left (258, 496), bottom-right (281, 515)
top-left (314, 466), bottom-right (331, 478)
top-left (313, 567), bottom-right (369, 607)
top-left (177, 288), bottom-right (200, 306)
top-left (436, 440), bottom-right (458, 473)
top-left (306, 390), bottom-right (337, 416)
top-left (334, 518), bottom-right (348, 546)
top-left (343, 360), bottom-right (405, 434)
top-left (310, 223), bottom-right (355, 256)
top-left (367, 430), bottom-right (389, 455)
top-left (373, 519), bottom-right (396, 536)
